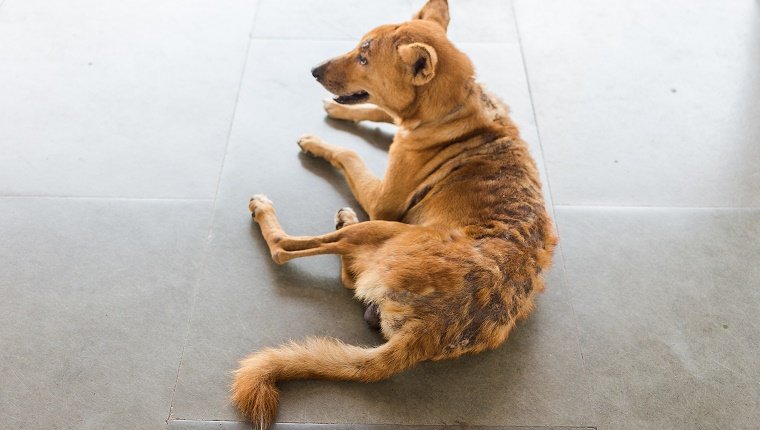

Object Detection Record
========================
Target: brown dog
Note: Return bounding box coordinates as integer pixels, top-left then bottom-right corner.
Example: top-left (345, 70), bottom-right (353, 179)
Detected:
top-left (232, 0), bottom-right (557, 428)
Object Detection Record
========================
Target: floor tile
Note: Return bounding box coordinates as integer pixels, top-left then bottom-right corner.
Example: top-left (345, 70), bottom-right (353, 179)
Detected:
top-left (556, 206), bottom-right (760, 429)
top-left (170, 421), bottom-right (595, 430)
top-left (0, 0), bottom-right (257, 198)
top-left (513, 0), bottom-right (760, 207)
top-left (172, 217), bottom-right (590, 426)
top-left (252, 0), bottom-right (515, 43)
top-left (0, 198), bottom-right (212, 429)
top-left (169, 40), bottom-right (590, 426)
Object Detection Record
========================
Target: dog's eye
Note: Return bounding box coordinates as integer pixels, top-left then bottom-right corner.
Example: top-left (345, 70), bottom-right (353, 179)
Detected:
top-left (358, 55), bottom-right (368, 66)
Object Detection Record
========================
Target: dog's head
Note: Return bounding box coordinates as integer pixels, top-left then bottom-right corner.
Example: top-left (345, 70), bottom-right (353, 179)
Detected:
top-left (311, 0), bottom-right (473, 121)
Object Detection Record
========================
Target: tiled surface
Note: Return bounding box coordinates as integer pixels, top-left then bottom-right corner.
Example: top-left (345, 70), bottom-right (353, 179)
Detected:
top-left (513, 0), bottom-right (760, 207)
top-left (251, 0), bottom-right (515, 43)
top-left (555, 207), bottom-right (760, 429)
top-left (171, 208), bottom-right (590, 425)
top-left (2, 0), bottom-right (759, 429)
top-left (170, 422), bottom-right (595, 430)
top-left (0, 198), bottom-right (212, 429)
top-left (0, 0), bottom-right (257, 198)
top-left (169, 39), bottom-right (590, 426)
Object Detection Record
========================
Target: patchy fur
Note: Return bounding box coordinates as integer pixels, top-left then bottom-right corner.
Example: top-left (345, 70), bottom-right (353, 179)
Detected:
top-left (232, 1), bottom-right (557, 428)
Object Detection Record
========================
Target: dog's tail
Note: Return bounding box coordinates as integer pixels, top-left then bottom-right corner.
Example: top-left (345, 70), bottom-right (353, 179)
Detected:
top-left (231, 334), bottom-right (420, 429)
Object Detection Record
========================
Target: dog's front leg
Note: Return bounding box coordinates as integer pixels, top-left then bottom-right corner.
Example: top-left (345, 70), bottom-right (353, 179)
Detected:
top-left (297, 134), bottom-right (387, 218)
top-left (323, 100), bottom-right (396, 124)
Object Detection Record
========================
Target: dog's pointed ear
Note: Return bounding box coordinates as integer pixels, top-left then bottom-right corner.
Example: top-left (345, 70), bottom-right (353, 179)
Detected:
top-left (398, 43), bottom-right (438, 86)
top-left (412, 0), bottom-right (450, 32)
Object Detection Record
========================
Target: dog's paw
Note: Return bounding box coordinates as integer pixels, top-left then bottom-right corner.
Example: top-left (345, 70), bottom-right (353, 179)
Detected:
top-left (334, 207), bottom-right (358, 230)
top-left (297, 134), bottom-right (330, 159)
top-left (323, 99), bottom-right (356, 122)
top-left (249, 194), bottom-right (274, 218)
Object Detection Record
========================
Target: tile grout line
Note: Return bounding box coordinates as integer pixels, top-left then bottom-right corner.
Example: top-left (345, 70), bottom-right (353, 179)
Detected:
top-left (0, 195), bottom-right (213, 202)
top-left (164, 0), bottom-right (263, 426)
top-left (508, 0), bottom-right (557, 219)
top-left (169, 419), bottom-right (597, 429)
top-left (1, 197), bottom-right (752, 210)
top-left (509, 0), bottom-right (597, 426)
top-left (548, 218), bottom-right (595, 420)
top-left (164, 194), bottom-right (218, 429)
top-left (554, 203), bottom-right (760, 210)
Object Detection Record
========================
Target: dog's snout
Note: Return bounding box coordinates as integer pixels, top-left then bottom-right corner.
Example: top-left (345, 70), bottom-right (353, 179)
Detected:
top-left (311, 62), bottom-right (328, 82)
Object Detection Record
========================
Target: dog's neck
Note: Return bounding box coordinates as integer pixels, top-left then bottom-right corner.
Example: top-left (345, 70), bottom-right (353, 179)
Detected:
top-left (395, 79), bottom-right (506, 150)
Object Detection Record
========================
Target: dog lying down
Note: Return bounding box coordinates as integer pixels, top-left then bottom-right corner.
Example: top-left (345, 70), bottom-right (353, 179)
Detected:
top-left (232, 0), bottom-right (557, 427)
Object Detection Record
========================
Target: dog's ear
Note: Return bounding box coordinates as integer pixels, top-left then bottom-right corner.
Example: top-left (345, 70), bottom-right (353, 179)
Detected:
top-left (412, 0), bottom-right (450, 32)
top-left (398, 43), bottom-right (438, 86)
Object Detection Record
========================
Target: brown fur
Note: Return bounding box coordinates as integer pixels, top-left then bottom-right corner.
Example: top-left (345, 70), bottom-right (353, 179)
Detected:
top-left (232, 1), bottom-right (557, 428)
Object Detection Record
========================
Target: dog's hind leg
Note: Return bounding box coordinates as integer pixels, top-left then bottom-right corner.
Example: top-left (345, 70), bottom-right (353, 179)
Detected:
top-left (334, 207), bottom-right (380, 329)
top-left (249, 195), bottom-right (415, 265)
top-left (334, 207), bottom-right (359, 290)
top-left (323, 99), bottom-right (395, 124)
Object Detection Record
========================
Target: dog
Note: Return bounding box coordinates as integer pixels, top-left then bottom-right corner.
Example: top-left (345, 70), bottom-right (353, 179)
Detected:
top-left (231, 0), bottom-right (557, 427)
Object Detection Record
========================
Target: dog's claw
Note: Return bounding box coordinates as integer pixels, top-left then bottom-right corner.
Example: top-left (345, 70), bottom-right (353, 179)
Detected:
top-left (298, 142), bottom-right (314, 157)
top-left (322, 98), bottom-right (335, 112)
top-left (323, 98), bottom-right (358, 122)
top-left (297, 134), bottom-right (327, 158)
top-left (297, 134), bottom-right (310, 153)
top-left (249, 194), bottom-right (274, 217)
top-left (323, 99), bottom-right (341, 117)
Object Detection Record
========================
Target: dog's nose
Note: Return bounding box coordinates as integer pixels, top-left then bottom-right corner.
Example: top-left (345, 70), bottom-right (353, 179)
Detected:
top-left (311, 62), bottom-right (328, 82)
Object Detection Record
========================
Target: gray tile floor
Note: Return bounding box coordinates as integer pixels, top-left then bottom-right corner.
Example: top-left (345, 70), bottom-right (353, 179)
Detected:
top-left (1, 0), bottom-right (757, 429)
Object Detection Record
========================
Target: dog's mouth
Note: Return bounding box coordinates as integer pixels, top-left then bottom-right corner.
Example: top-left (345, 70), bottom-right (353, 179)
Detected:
top-left (334, 90), bottom-right (369, 105)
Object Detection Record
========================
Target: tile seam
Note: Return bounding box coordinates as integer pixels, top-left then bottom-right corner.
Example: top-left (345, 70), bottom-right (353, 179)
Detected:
top-left (554, 204), bottom-right (760, 210)
top-left (165, 0), bottom-right (264, 426)
top-left (169, 419), bottom-right (596, 429)
top-left (0, 195), bottom-right (213, 201)
top-left (509, 0), bottom-right (597, 426)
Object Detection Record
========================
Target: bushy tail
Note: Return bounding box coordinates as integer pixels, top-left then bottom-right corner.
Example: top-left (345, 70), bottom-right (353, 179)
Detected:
top-left (231, 335), bottom-right (418, 429)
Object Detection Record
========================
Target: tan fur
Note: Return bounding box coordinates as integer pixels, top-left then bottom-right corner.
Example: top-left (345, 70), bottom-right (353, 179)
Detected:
top-left (232, 1), bottom-right (557, 428)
